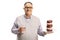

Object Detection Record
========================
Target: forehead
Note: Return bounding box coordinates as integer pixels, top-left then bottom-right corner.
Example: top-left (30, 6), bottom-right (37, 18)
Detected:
top-left (24, 3), bottom-right (33, 7)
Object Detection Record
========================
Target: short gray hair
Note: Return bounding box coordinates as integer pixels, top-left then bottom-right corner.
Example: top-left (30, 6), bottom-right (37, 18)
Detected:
top-left (24, 2), bottom-right (33, 6)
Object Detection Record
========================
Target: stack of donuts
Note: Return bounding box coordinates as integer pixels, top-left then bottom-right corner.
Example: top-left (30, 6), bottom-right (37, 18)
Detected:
top-left (46, 20), bottom-right (53, 33)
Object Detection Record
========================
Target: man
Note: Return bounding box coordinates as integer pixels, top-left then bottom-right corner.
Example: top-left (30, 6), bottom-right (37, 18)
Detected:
top-left (11, 2), bottom-right (52, 40)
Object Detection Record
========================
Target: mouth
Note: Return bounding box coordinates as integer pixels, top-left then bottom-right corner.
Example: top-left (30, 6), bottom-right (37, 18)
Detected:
top-left (27, 10), bottom-right (29, 11)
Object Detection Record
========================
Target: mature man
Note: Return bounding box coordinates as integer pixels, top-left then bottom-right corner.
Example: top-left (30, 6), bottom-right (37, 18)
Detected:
top-left (11, 2), bottom-right (52, 40)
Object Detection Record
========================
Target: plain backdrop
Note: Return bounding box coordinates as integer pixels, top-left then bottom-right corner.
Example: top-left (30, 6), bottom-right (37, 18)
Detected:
top-left (0, 0), bottom-right (60, 40)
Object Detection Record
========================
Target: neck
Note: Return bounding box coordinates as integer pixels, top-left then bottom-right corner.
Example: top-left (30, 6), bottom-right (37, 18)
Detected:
top-left (25, 14), bottom-right (31, 19)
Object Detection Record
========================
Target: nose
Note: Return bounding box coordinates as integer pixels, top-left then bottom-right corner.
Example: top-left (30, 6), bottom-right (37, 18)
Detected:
top-left (27, 8), bottom-right (29, 11)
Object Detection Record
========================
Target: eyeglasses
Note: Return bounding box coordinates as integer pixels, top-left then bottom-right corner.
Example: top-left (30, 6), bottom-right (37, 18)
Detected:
top-left (24, 7), bottom-right (33, 9)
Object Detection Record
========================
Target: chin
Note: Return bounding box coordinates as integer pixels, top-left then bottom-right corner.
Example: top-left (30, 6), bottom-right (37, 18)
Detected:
top-left (26, 13), bottom-right (31, 15)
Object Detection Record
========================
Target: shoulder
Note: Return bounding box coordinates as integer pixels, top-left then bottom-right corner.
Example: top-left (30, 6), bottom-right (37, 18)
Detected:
top-left (16, 15), bottom-right (24, 19)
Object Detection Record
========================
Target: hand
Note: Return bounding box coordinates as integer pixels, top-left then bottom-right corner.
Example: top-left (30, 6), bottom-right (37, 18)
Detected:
top-left (44, 31), bottom-right (53, 35)
top-left (43, 31), bottom-right (53, 35)
top-left (46, 31), bottom-right (53, 34)
top-left (18, 27), bottom-right (26, 33)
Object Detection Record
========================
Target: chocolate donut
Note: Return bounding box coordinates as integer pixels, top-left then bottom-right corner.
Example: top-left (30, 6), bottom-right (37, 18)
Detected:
top-left (47, 29), bottom-right (52, 31)
top-left (47, 24), bottom-right (53, 28)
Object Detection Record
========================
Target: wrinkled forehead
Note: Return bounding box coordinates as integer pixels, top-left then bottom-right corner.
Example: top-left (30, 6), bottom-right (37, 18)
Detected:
top-left (24, 3), bottom-right (33, 7)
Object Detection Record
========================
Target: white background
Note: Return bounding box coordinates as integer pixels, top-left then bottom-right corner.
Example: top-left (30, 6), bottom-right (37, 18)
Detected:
top-left (0, 0), bottom-right (60, 40)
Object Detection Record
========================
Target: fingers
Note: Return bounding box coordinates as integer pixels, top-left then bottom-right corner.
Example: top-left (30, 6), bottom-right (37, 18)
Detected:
top-left (18, 27), bottom-right (26, 33)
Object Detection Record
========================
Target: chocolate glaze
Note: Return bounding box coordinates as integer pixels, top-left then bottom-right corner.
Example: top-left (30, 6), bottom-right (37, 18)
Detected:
top-left (47, 24), bottom-right (53, 28)
top-left (47, 20), bottom-right (52, 23)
